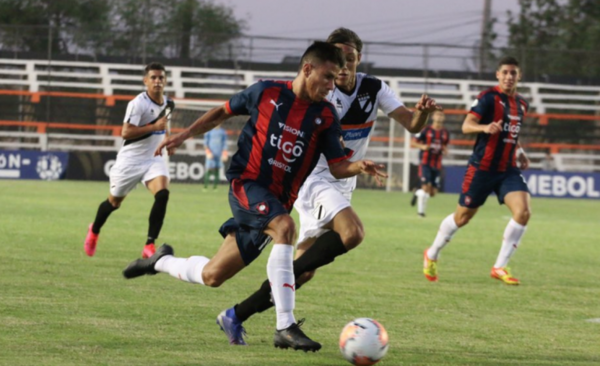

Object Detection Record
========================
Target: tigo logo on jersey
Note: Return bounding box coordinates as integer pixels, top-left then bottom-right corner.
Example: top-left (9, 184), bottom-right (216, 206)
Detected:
top-left (270, 135), bottom-right (305, 162)
top-left (503, 121), bottom-right (521, 139)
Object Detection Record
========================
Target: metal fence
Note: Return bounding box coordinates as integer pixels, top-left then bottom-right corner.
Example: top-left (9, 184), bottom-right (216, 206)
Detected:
top-left (2, 25), bottom-right (600, 85)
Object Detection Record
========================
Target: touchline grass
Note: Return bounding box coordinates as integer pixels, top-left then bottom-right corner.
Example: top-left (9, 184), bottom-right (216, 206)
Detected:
top-left (1, 180), bottom-right (599, 366)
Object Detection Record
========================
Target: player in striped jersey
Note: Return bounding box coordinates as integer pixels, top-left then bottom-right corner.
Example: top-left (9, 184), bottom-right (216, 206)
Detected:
top-left (410, 110), bottom-right (450, 217)
top-left (121, 42), bottom-right (387, 351)
top-left (423, 57), bottom-right (531, 285)
top-left (216, 28), bottom-right (441, 346)
top-left (84, 62), bottom-right (174, 259)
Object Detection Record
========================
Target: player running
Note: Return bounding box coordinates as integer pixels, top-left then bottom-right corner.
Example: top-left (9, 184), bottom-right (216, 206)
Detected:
top-left (410, 110), bottom-right (450, 217)
top-left (423, 56), bottom-right (531, 285)
top-left (215, 28), bottom-right (441, 346)
top-left (84, 62), bottom-right (174, 259)
top-left (121, 41), bottom-right (387, 352)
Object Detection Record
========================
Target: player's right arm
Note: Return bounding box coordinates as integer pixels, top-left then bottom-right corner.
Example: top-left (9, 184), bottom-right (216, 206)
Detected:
top-left (410, 133), bottom-right (429, 151)
top-left (155, 105), bottom-right (231, 156)
top-left (121, 97), bottom-right (167, 140)
top-left (122, 117), bottom-right (167, 140)
top-left (463, 92), bottom-right (502, 135)
top-left (462, 113), bottom-right (502, 135)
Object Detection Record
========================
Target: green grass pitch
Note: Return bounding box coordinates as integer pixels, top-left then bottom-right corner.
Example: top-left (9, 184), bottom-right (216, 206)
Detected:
top-left (1, 180), bottom-right (599, 366)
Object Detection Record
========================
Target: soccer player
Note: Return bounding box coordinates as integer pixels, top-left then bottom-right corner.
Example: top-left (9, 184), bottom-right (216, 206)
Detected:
top-left (215, 28), bottom-right (441, 346)
top-left (410, 110), bottom-right (450, 217)
top-left (84, 62), bottom-right (174, 259)
top-left (203, 125), bottom-right (228, 190)
top-left (121, 41), bottom-right (387, 352)
top-left (423, 56), bottom-right (531, 285)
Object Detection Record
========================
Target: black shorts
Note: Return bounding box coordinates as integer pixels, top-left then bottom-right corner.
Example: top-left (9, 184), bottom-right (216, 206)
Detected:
top-left (419, 164), bottom-right (441, 188)
top-left (459, 165), bottom-right (529, 208)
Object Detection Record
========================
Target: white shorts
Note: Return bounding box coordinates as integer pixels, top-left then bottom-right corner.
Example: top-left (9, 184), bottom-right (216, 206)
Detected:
top-left (109, 157), bottom-right (169, 197)
top-left (294, 177), bottom-right (352, 245)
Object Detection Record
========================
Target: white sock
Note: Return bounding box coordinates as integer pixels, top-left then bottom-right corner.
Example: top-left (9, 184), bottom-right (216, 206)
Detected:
top-left (417, 190), bottom-right (430, 215)
top-left (155, 255), bottom-right (210, 285)
top-left (494, 219), bottom-right (527, 268)
top-left (427, 213), bottom-right (459, 260)
top-left (267, 244), bottom-right (295, 330)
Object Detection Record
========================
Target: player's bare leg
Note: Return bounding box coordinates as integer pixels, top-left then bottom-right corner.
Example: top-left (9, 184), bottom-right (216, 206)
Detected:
top-left (143, 176), bottom-right (170, 258)
top-left (84, 194), bottom-right (125, 256)
top-left (491, 191), bottom-right (531, 285)
top-left (424, 205), bottom-right (478, 281)
top-left (295, 207), bottom-right (363, 284)
top-left (221, 207), bottom-right (361, 346)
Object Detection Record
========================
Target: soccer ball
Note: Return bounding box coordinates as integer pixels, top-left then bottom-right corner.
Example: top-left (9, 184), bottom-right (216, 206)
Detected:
top-left (339, 318), bottom-right (389, 365)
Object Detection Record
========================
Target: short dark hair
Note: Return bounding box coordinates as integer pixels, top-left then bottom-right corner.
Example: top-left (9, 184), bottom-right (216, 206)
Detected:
top-left (144, 62), bottom-right (166, 75)
top-left (498, 56), bottom-right (519, 69)
top-left (326, 27), bottom-right (363, 53)
top-left (299, 41), bottom-right (345, 71)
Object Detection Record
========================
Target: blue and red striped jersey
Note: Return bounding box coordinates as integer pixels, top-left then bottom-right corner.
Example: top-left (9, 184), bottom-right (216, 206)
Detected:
top-left (224, 80), bottom-right (348, 209)
top-left (415, 126), bottom-right (450, 169)
top-left (468, 86), bottom-right (529, 172)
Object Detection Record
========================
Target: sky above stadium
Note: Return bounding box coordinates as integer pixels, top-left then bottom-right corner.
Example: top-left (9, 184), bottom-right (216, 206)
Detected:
top-left (214, 0), bottom-right (522, 70)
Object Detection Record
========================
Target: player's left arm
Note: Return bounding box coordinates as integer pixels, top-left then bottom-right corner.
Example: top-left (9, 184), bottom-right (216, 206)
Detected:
top-left (329, 159), bottom-right (388, 186)
top-left (516, 141), bottom-right (530, 170)
top-left (388, 94), bottom-right (442, 133)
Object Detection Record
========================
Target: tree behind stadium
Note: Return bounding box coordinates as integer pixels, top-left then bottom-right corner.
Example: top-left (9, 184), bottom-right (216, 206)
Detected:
top-left (506, 0), bottom-right (600, 79)
top-left (0, 0), bottom-right (245, 62)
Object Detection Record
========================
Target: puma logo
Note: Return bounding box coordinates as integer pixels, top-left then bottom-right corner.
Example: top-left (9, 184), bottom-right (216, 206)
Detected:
top-left (270, 99), bottom-right (283, 111)
top-left (283, 283), bottom-right (295, 291)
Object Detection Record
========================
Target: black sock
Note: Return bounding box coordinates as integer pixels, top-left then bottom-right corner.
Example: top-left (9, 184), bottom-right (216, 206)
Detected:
top-left (92, 199), bottom-right (118, 234)
top-left (147, 189), bottom-right (169, 244)
top-left (293, 231), bottom-right (347, 275)
top-left (234, 230), bottom-right (348, 322)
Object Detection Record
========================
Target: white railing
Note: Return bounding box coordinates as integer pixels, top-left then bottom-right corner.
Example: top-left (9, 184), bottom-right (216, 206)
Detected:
top-left (2, 59), bottom-right (600, 114)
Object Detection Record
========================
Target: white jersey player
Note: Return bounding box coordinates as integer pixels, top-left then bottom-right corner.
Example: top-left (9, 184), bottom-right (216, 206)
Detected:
top-left (84, 62), bottom-right (174, 260)
top-left (294, 72), bottom-right (403, 243)
top-left (215, 28), bottom-right (442, 346)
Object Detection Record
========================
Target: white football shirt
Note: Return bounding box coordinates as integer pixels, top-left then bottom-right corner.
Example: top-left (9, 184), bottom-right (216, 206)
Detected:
top-left (309, 73), bottom-right (403, 193)
top-left (116, 92), bottom-right (172, 162)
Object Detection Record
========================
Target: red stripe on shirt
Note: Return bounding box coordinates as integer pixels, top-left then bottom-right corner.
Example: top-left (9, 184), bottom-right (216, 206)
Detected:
top-left (433, 130), bottom-right (442, 169)
top-left (479, 95), bottom-right (504, 171)
top-left (268, 97), bottom-right (309, 204)
top-left (240, 87), bottom-right (281, 181)
top-left (286, 107), bottom-right (336, 209)
top-left (498, 97), bottom-right (519, 171)
top-left (421, 129), bottom-right (432, 165)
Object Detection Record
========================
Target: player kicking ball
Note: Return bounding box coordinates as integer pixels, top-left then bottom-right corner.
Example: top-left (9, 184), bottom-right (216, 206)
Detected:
top-left (84, 63), bottom-right (174, 259)
top-left (121, 42), bottom-right (387, 352)
top-left (214, 28), bottom-right (441, 346)
top-left (423, 56), bottom-right (531, 285)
